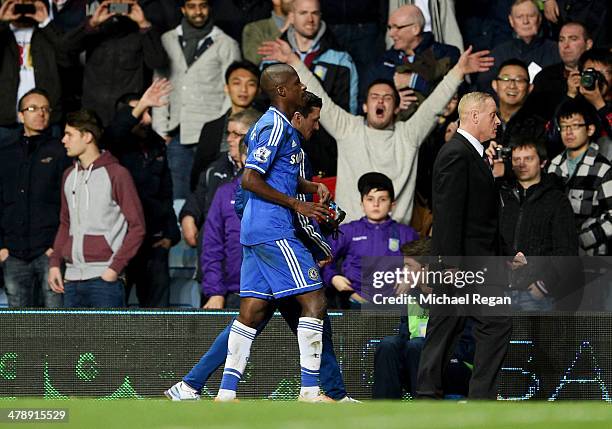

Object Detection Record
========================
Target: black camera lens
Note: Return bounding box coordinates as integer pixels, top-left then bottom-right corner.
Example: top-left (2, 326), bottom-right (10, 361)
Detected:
top-left (580, 68), bottom-right (604, 91)
top-left (581, 74), bottom-right (596, 91)
top-left (495, 146), bottom-right (511, 161)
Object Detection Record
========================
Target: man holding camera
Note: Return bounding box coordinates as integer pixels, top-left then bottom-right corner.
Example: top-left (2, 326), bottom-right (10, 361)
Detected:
top-left (497, 138), bottom-right (579, 311)
top-left (570, 49), bottom-right (612, 139)
top-left (543, 48), bottom-right (612, 160)
top-left (64, 0), bottom-right (168, 126)
top-left (0, 0), bottom-right (69, 145)
top-left (530, 22), bottom-right (593, 121)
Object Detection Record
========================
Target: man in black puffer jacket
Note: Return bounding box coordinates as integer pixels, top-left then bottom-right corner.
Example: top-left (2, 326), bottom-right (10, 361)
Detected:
top-left (0, 88), bottom-right (71, 308)
top-left (499, 139), bottom-right (580, 310)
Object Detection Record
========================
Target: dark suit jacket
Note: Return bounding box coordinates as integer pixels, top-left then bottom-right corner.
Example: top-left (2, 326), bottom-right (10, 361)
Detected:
top-left (432, 132), bottom-right (499, 258)
top-left (190, 110), bottom-right (230, 192)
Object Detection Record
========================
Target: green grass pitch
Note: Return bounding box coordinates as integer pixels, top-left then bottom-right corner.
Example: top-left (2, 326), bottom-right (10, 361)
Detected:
top-left (1, 400), bottom-right (611, 429)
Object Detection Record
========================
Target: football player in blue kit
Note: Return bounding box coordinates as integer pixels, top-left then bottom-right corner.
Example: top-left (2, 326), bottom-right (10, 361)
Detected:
top-left (215, 64), bottom-right (332, 402)
top-left (164, 93), bottom-right (358, 403)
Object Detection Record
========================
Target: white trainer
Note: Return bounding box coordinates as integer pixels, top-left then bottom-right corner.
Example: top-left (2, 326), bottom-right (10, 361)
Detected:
top-left (164, 381), bottom-right (201, 401)
top-left (337, 396), bottom-right (362, 403)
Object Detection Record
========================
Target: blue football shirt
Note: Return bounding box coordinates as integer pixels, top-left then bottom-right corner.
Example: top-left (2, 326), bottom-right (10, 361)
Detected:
top-left (240, 107), bottom-right (304, 245)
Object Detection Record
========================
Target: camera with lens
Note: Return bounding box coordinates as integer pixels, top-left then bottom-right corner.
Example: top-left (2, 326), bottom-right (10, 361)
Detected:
top-left (580, 68), bottom-right (606, 91)
top-left (495, 146), bottom-right (512, 161)
top-left (319, 200), bottom-right (346, 238)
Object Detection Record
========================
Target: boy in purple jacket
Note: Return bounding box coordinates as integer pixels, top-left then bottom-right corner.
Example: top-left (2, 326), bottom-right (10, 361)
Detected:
top-left (323, 172), bottom-right (419, 306)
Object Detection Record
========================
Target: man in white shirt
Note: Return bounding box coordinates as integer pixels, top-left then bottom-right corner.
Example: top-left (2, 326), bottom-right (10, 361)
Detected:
top-left (0, 0), bottom-right (68, 145)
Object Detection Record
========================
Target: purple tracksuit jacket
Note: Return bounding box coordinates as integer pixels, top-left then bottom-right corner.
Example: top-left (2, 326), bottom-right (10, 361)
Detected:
top-left (200, 177), bottom-right (242, 297)
top-left (322, 217), bottom-right (419, 294)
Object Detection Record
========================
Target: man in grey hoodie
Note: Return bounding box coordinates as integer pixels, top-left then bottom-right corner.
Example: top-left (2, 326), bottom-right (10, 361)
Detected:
top-left (48, 109), bottom-right (145, 308)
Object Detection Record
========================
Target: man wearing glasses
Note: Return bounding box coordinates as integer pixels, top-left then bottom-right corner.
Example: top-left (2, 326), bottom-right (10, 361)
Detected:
top-left (180, 109), bottom-right (261, 248)
top-left (491, 58), bottom-right (546, 148)
top-left (0, 88), bottom-right (70, 307)
top-left (368, 4), bottom-right (460, 120)
top-left (548, 97), bottom-right (612, 255)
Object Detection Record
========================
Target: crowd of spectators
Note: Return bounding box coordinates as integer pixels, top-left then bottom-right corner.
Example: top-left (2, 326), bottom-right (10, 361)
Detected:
top-left (0, 0), bottom-right (610, 316)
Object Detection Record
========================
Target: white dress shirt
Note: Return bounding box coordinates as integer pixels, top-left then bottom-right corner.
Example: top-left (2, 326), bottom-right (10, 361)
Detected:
top-left (457, 128), bottom-right (484, 157)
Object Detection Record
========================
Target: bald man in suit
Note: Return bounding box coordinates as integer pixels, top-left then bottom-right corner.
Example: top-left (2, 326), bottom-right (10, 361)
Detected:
top-left (416, 92), bottom-right (512, 400)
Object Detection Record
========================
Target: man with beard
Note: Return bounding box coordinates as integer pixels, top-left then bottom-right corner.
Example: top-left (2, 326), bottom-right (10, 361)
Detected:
top-left (152, 0), bottom-right (240, 200)
top-left (105, 79), bottom-right (180, 307)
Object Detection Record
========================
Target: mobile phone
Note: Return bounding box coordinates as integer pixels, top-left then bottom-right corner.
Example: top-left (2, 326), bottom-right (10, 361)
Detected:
top-left (108, 3), bottom-right (130, 14)
top-left (13, 3), bottom-right (36, 15)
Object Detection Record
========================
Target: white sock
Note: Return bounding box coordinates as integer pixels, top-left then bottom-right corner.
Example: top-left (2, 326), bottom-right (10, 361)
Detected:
top-left (216, 388), bottom-right (237, 402)
top-left (216, 320), bottom-right (256, 400)
top-left (297, 317), bottom-right (324, 399)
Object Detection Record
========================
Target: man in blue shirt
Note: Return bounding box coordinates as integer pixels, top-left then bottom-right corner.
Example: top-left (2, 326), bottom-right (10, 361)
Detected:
top-left (216, 64), bottom-right (331, 403)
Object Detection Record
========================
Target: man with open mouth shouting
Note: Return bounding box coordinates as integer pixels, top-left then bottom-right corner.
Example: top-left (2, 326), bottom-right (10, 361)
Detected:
top-left (258, 39), bottom-right (494, 226)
